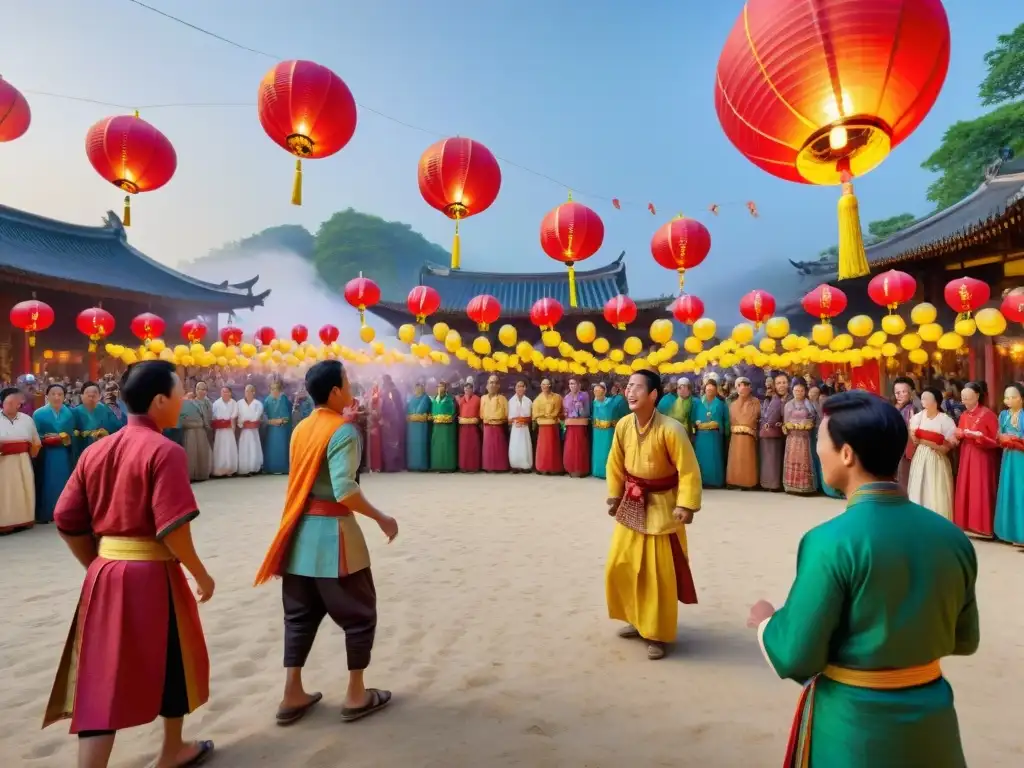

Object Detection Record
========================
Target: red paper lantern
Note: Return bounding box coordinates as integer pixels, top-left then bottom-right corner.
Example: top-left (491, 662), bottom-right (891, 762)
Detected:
top-left (319, 324), bottom-right (340, 345)
top-left (0, 76), bottom-right (31, 143)
top-left (540, 196), bottom-right (605, 308)
top-left (255, 327), bottom-right (277, 347)
top-left (76, 307), bottom-right (115, 352)
top-left (943, 276), bottom-right (990, 320)
top-left (407, 285), bottom-right (441, 324)
top-left (650, 215), bottom-right (711, 291)
top-left (739, 290), bottom-right (776, 328)
top-left (466, 294), bottom-right (501, 332)
top-left (715, 0), bottom-right (950, 280)
top-left (344, 275), bottom-right (381, 327)
top-left (1001, 288), bottom-right (1024, 324)
top-left (257, 60), bottom-right (357, 206)
top-left (530, 298), bottom-right (564, 331)
top-left (130, 312), bottom-right (166, 345)
top-left (220, 325), bottom-right (243, 347)
top-left (802, 285), bottom-right (848, 323)
top-left (867, 269), bottom-right (917, 312)
top-left (181, 319), bottom-right (208, 344)
top-left (85, 112), bottom-right (177, 226)
top-left (291, 324), bottom-right (309, 345)
top-left (10, 299), bottom-right (54, 346)
top-left (418, 137), bottom-right (502, 270)
top-left (603, 294), bottom-right (637, 330)
top-left (671, 294), bottom-right (705, 325)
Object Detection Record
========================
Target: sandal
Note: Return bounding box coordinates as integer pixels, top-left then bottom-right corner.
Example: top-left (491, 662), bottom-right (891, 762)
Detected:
top-left (647, 643), bottom-right (666, 660)
top-left (276, 691), bottom-right (323, 726)
top-left (617, 625), bottom-right (641, 639)
top-left (341, 688), bottom-right (392, 722)
top-left (174, 740), bottom-right (215, 767)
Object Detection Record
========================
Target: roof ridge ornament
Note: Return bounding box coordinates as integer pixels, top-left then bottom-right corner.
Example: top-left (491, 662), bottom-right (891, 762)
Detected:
top-left (102, 210), bottom-right (127, 241)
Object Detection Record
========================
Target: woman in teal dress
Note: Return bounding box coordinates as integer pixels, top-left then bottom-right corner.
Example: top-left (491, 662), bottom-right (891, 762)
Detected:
top-left (262, 382), bottom-right (292, 474)
top-left (591, 383), bottom-right (620, 480)
top-left (993, 383), bottom-right (1024, 546)
top-left (405, 382), bottom-right (431, 471)
top-left (691, 378), bottom-right (729, 488)
top-left (72, 382), bottom-right (119, 458)
top-left (33, 383), bottom-right (76, 524)
top-left (813, 394), bottom-right (843, 499)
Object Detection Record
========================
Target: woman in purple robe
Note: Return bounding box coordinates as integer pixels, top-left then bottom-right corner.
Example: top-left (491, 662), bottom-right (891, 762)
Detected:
top-left (379, 375), bottom-right (406, 472)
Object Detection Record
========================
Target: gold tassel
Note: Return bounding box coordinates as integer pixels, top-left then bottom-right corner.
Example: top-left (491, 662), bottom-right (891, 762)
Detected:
top-left (451, 219), bottom-right (461, 270)
top-left (837, 179), bottom-right (869, 280)
top-left (291, 159), bottom-right (303, 206)
top-left (123, 195), bottom-right (131, 227)
top-left (567, 263), bottom-right (578, 308)
top-left (28, 333), bottom-right (36, 348)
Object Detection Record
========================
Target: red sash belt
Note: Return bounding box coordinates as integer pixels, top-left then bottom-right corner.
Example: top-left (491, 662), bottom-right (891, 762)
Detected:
top-left (211, 419), bottom-right (232, 429)
top-left (242, 420), bottom-right (260, 429)
top-left (0, 441), bottom-right (31, 456)
top-left (915, 428), bottom-right (946, 447)
top-left (511, 417), bottom-right (531, 426)
top-left (616, 471), bottom-right (679, 533)
top-left (305, 498), bottom-right (352, 517)
top-left (42, 434), bottom-right (70, 447)
top-left (1003, 435), bottom-right (1024, 452)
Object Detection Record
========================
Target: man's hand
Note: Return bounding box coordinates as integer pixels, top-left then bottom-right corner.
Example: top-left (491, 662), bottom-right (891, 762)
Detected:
top-left (746, 599), bottom-right (775, 628)
top-left (195, 572), bottom-right (215, 603)
top-left (672, 507), bottom-right (695, 525)
top-left (378, 514), bottom-right (399, 542)
top-left (606, 497), bottom-right (621, 517)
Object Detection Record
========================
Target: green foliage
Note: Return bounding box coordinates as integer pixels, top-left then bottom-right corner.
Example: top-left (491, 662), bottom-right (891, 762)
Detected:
top-left (199, 224), bottom-right (315, 263)
top-left (866, 213), bottom-right (916, 242)
top-left (979, 22), bottom-right (1024, 106)
top-left (920, 101), bottom-right (1024, 210)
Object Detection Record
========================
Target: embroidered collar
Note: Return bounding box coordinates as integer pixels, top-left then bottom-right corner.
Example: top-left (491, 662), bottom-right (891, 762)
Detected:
top-left (846, 481), bottom-right (906, 507)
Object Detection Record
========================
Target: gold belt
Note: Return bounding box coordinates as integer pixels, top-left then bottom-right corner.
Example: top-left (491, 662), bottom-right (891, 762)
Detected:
top-left (594, 419), bottom-right (617, 429)
top-left (535, 418), bottom-right (558, 426)
top-left (74, 429), bottom-right (109, 439)
top-left (731, 425), bottom-right (756, 436)
top-left (98, 536), bottom-right (174, 562)
top-left (407, 414), bottom-right (428, 422)
top-left (823, 661), bottom-right (941, 690)
top-left (458, 417), bottom-right (480, 425)
top-left (483, 419), bottom-right (506, 426)
top-left (432, 414), bottom-right (453, 424)
top-left (696, 422), bottom-right (720, 431)
top-left (784, 422), bottom-right (814, 431)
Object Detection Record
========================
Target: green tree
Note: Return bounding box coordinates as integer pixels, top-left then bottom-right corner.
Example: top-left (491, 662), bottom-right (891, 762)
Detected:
top-left (867, 213), bottom-right (916, 242)
top-left (196, 224), bottom-right (315, 264)
top-left (980, 22), bottom-right (1024, 106)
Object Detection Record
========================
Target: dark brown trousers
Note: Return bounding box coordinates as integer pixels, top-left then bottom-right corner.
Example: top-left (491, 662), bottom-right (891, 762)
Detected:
top-left (282, 570), bottom-right (377, 671)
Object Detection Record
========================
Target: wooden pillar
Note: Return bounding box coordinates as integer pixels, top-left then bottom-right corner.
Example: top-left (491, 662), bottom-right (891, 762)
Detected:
top-left (984, 341), bottom-right (997, 400)
top-left (968, 344), bottom-right (977, 382)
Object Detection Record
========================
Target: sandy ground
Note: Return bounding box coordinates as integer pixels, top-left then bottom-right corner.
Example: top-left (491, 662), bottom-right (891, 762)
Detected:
top-left (1, 473), bottom-right (1022, 768)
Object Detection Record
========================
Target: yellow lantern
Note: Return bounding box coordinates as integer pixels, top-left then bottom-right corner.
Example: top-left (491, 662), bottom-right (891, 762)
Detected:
top-left (731, 322), bottom-right (754, 345)
top-left (398, 324), bottom-right (416, 344)
top-left (937, 332), bottom-right (963, 351)
top-left (880, 315), bottom-right (907, 335)
top-left (210, 341), bottom-right (227, 356)
top-left (593, 337), bottom-right (610, 355)
top-left (498, 324), bottom-right (518, 347)
top-left (910, 302), bottom-right (937, 326)
top-left (649, 319), bottom-right (674, 345)
top-left (609, 348), bottom-right (625, 362)
top-left (623, 336), bottom-right (644, 356)
top-left (455, 346), bottom-right (470, 361)
top-left (472, 336), bottom-right (491, 355)
top-left (899, 333), bottom-right (922, 351)
top-left (975, 308), bottom-right (1007, 337)
top-left (359, 326), bottom-right (376, 343)
top-left (758, 337), bottom-right (776, 353)
top-left (683, 336), bottom-right (703, 355)
top-left (907, 348), bottom-right (928, 365)
top-left (918, 323), bottom-right (943, 343)
top-left (811, 323), bottom-right (834, 347)
top-left (764, 316), bottom-right (789, 339)
top-left (846, 315), bottom-right (873, 338)
top-left (880, 342), bottom-right (899, 358)
top-left (692, 318), bottom-right (716, 342)
top-left (866, 330), bottom-right (888, 348)
top-left (516, 340), bottom-right (534, 360)
top-left (954, 318), bottom-right (977, 337)
top-left (542, 329), bottom-right (561, 348)
top-left (557, 341), bottom-right (574, 358)
top-left (432, 322), bottom-right (450, 342)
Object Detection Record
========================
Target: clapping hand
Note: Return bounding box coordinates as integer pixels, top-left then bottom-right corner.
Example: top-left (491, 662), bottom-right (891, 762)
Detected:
top-left (746, 599), bottom-right (775, 628)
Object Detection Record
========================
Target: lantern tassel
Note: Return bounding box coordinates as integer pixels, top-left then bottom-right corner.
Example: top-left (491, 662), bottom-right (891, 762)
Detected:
top-left (567, 263), bottom-right (578, 308)
top-left (291, 159), bottom-right (303, 206)
top-left (837, 174), bottom-right (869, 280)
top-left (123, 195), bottom-right (131, 227)
top-left (451, 219), bottom-right (461, 270)
top-left (678, 269), bottom-right (686, 292)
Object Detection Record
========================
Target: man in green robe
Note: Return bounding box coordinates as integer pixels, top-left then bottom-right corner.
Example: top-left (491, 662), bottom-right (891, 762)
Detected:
top-left (748, 390), bottom-right (979, 768)
top-left (429, 381), bottom-right (457, 472)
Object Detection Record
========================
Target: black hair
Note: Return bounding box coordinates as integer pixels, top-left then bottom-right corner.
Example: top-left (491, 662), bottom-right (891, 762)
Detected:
top-left (81, 380), bottom-right (101, 395)
top-left (0, 386), bottom-right (22, 405)
top-left (1006, 382), bottom-right (1024, 402)
top-left (822, 391), bottom-right (907, 480)
top-left (305, 360), bottom-right (346, 407)
top-left (921, 386), bottom-right (943, 406)
top-left (631, 370), bottom-right (662, 405)
top-left (893, 376), bottom-right (915, 391)
top-left (121, 361), bottom-right (177, 415)
top-left (962, 381), bottom-right (987, 403)
top-left (45, 383), bottom-right (66, 396)
top-left (792, 378), bottom-right (807, 392)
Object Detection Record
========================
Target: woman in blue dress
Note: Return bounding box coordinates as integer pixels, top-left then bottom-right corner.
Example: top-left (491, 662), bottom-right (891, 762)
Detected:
top-left (405, 382), bottom-right (432, 471)
top-left (993, 383), bottom-right (1024, 546)
top-left (591, 382), bottom-right (620, 479)
top-left (262, 380), bottom-right (292, 474)
top-left (691, 378), bottom-right (729, 488)
top-left (33, 383), bottom-right (76, 524)
top-left (72, 381), bottom-right (119, 458)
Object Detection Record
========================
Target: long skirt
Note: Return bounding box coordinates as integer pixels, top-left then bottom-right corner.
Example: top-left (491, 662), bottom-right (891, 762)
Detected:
top-left (953, 441), bottom-right (998, 537)
top-left (726, 434), bottom-right (758, 488)
top-left (591, 426), bottom-right (614, 479)
top-left (481, 424), bottom-right (509, 472)
top-left (262, 423), bottom-right (290, 475)
top-left (897, 455), bottom-right (913, 491)
top-left (36, 444), bottom-right (73, 523)
top-left (759, 437), bottom-right (784, 490)
top-left (237, 428), bottom-right (264, 475)
top-left (0, 454), bottom-right (34, 533)
top-left (563, 424), bottom-right (590, 477)
top-left (694, 431), bottom-right (725, 488)
top-left (212, 428), bottom-right (238, 476)
top-left (783, 432), bottom-right (817, 494)
top-left (458, 424), bottom-right (482, 472)
top-left (365, 425), bottom-right (383, 472)
top-left (605, 524), bottom-right (697, 643)
top-left (534, 424), bottom-right (563, 474)
top-left (508, 425), bottom-right (533, 470)
top-left (993, 450), bottom-right (1024, 545)
top-left (429, 424), bottom-right (457, 471)
top-left (182, 425), bottom-right (212, 482)
top-left (907, 446), bottom-right (954, 519)
top-left (406, 423), bottom-right (430, 471)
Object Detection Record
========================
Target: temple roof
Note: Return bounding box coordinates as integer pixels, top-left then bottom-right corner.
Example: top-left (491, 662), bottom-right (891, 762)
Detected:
top-left (0, 205), bottom-right (269, 309)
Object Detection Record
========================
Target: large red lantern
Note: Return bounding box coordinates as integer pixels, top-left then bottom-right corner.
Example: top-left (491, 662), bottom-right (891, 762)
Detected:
top-left (291, 324), bottom-right (309, 345)
top-left (418, 137), bottom-right (501, 270)
top-left (1002, 288), bottom-right (1024, 324)
top-left (85, 111), bottom-right (177, 226)
top-left (319, 324), bottom-right (340, 345)
top-left (220, 325), bottom-right (243, 347)
top-left (540, 195), bottom-right (605, 308)
top-left (943, 276), bottom-right (990, 320)
top-left (739, 290), bottom-right (776, 328)
top-left (344, 274), bottom-right (381, 328)
top-left (466, 294), bottom-right (501, 332)
top-left (257, 60), bottom-right (357, 206)
top-left (0, 76), bottom-right (31, 143)
top-left (9, 299), bottom-right (54, 374)
top-left (868, 269), bottom-right (917, 312)
top-left (603, 295), bottom-right (637, 330)
top-left (671, 294), bottom-right (705, 325)
top-left (802, 285), bottom-right (848, 324)
top-left (715, 0), bottom-right (950, 281)
top-left (75, 307), bottom-right (115, 352)
top-left (530, 298), bottom-right (564, 331)
top-left (130, 312), bottom-right (166, 345)
top-left (407, 285), bottom-right (441, 324)
top-left (181, 319), bottom-right (208, 344)
top-left (650, 215), bottom-right (711, 291)
top-left (255, 326), bottom-right (277, 347)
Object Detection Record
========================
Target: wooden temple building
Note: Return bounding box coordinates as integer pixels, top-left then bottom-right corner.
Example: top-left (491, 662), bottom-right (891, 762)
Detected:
top-left (0, 205), bottom-right (269, 382)
top-left (784, 155), bottom-right (1024, 390)
top-left (368, 252), bottom-right (675, 345)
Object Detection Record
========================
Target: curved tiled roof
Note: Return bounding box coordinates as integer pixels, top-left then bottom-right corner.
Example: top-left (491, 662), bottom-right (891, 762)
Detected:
top-left (0, 205), bottom-right (268, 309)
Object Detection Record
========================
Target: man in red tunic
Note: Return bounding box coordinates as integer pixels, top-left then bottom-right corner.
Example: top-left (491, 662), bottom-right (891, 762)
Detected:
top-left (456, 379), bottom-right (482, 472)
top-left (44, 360), bottom-right (215, 768)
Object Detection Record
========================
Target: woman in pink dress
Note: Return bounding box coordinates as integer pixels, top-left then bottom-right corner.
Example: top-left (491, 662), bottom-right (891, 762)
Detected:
top-left (363, 385), bottom-right (383, 473)
top-left (952, 381), bottom-right (1000, 538)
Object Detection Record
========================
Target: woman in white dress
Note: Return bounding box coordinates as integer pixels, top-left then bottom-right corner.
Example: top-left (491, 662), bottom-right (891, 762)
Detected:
top-left (506, 379), bottom-right (533, 471)
top-left (211, 386), bottom-right (239, 477)
top-left (907, 386), bottom-right (958, 519)
top-left (0, 387), bottom-right (40, 534)
top-left (236, 384), bottom-right (264, 476)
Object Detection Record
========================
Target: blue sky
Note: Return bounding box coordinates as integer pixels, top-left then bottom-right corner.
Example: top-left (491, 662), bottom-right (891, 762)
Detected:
top-left (1, 0), bottom-right (1020, 309)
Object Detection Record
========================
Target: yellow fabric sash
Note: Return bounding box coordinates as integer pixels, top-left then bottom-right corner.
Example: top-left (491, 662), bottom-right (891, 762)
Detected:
top-left (594, 419), bottom-right (617, 429)
top-left (254, 407), bottom-right (346, 586)
top-left (535, 417), bottom-right (559, 426)
top-left (98, 536), bottom-right (174, 561)
top-left (432, 414), bottom-right (453, 424)
top-left (458, 417), bottom-right (480, 425)
top-left (823, 661), bottom-right (941, 689)
top-left (407, 413), bottom-right (428, 422)
top-left (74, 428), bottom-right (109, 439)
top-left (696, 421), bottom-right (720, 430)
top-left (784, 422), bottom-right (814, 431)
top-left (731, 425), bottom-right (755, 436)
top-left (483, 419), bottom-right (506, 426)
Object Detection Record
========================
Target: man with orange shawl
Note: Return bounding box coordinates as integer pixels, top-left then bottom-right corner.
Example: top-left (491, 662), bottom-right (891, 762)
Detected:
top-left (255, 360), bottom-right (399, 727)
top-left (532, 378), bottom-right (563, 474)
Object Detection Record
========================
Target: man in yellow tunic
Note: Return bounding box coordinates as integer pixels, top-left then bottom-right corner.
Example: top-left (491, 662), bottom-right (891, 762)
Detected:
top-left (605, 370), bottom-right (703, 660)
